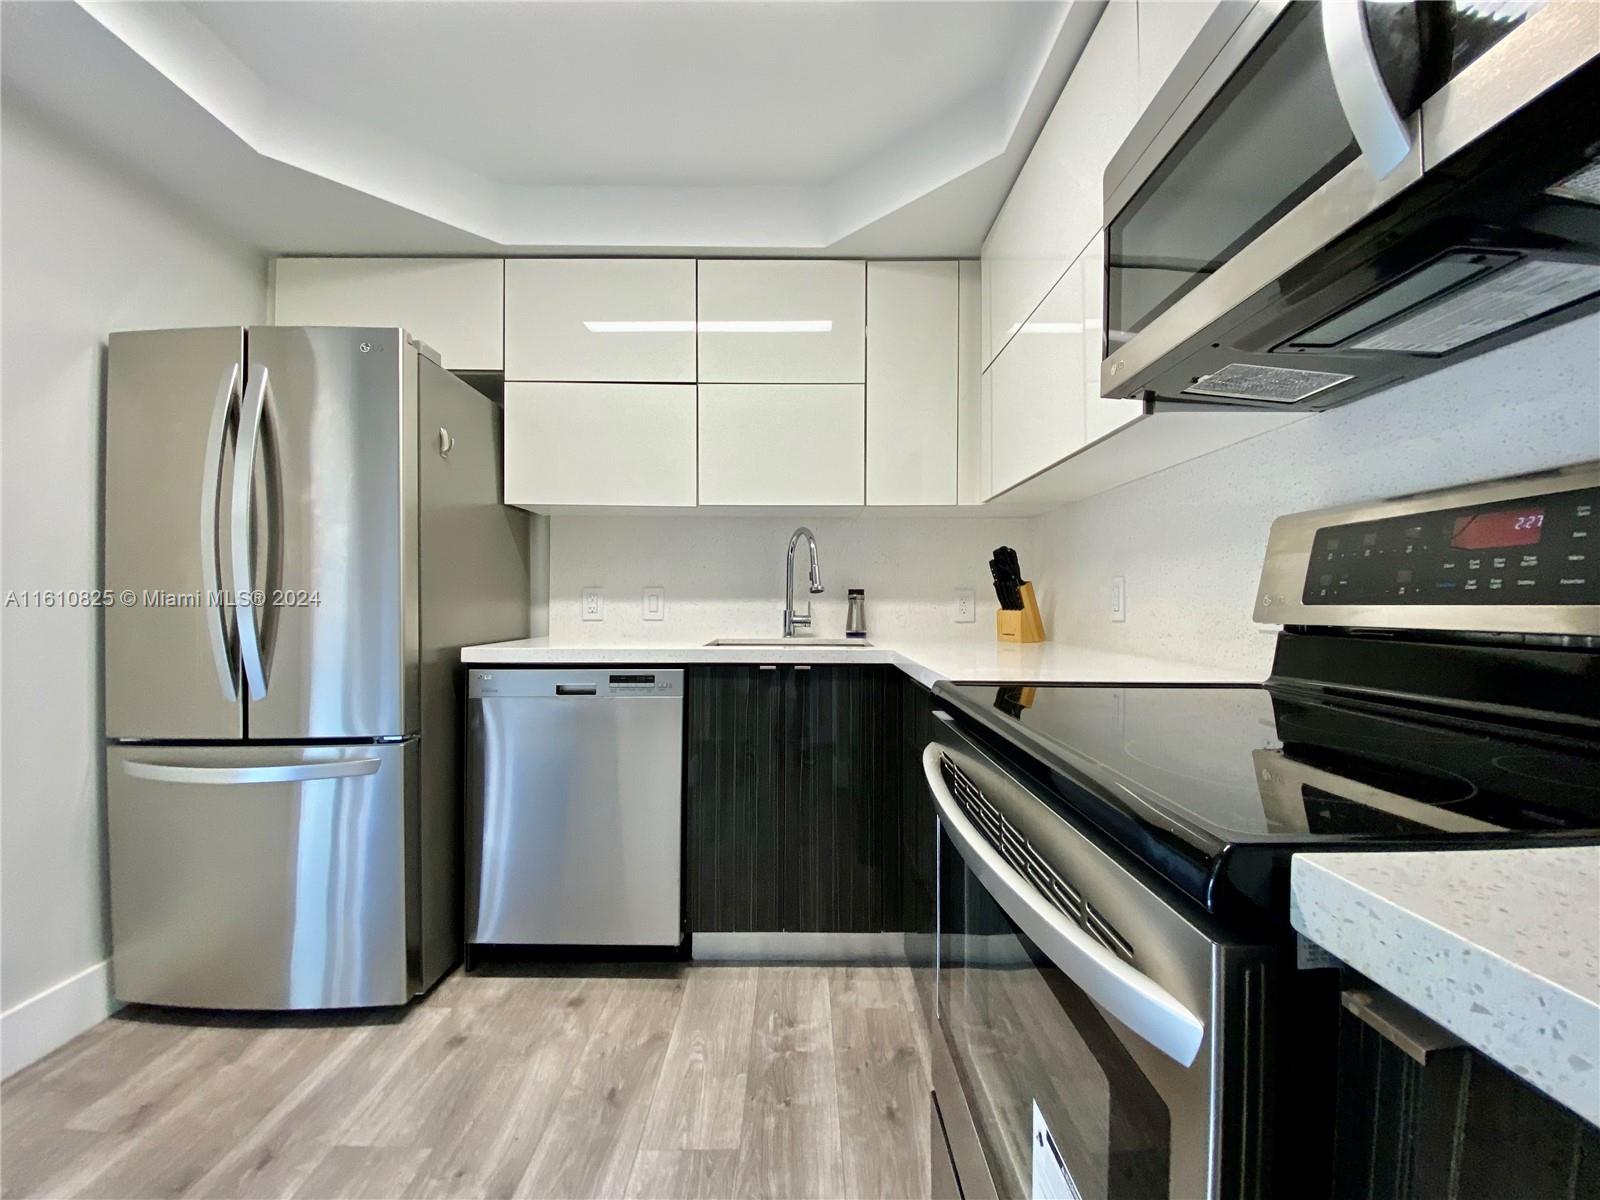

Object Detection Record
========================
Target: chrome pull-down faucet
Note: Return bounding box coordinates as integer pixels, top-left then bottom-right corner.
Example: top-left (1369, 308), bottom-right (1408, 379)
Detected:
top-left (783, 526), bottom-right (824, 638)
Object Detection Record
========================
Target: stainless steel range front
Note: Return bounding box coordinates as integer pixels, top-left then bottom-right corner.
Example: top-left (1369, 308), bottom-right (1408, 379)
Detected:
top-left (923, 465), bottom-right (1599, 1199)
top-left (924, 719), bottom-right (1269, 1200)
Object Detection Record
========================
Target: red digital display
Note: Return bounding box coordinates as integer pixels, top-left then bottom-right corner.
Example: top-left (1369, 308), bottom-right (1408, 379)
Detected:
top-left (1450, 508), bottom-right (1545, 550)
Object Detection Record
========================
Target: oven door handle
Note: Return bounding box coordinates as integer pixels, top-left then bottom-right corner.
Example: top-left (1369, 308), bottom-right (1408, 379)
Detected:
top-left (924, 744), bottom-right (1206, 1068)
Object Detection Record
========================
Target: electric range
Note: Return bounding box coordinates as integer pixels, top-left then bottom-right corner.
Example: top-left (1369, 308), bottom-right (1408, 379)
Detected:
top-left (923, 464), bottom-right (1599, 1200)
top-left (934, 635), bottom-right (1600, 925)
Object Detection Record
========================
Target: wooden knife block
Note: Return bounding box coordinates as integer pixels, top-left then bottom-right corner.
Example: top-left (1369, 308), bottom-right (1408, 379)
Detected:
top-left (996, 581), bottom-right (1046, 644)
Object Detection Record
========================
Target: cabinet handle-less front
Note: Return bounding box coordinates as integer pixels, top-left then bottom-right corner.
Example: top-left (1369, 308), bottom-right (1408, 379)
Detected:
top-left (1322, 0), bottom-right (1414, 180)
top-left (233, 363), bottom-right (273, 701)
top-left (201, 361), bottom-right (241, 701)
top-left (922, 743), bottom-right (1206, 1067)
top-left (122, 757), bottom-right (381, 785)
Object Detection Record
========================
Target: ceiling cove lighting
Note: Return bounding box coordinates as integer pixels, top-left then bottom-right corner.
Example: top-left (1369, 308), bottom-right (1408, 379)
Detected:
top-left (582, 320), bottom-right (834, 333)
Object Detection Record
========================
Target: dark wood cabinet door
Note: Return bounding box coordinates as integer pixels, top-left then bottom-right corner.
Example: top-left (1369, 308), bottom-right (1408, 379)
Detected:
top-left (685, 664), bottom-right (902, 934)
top-left (784, 664), bottom-right (901, 933)
top-left (685, 664), bottom-right (785, 932)
top-left (898, 674), bottom-right (940, 1023)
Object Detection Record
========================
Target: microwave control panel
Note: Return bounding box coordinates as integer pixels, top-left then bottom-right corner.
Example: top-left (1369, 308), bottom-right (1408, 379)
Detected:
top-left (1303, 486), bottom-right (1598, 606)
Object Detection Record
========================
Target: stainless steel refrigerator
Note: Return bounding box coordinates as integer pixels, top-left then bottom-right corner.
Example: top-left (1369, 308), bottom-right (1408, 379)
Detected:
top-left (103, 326), bottom-right (529, 1009)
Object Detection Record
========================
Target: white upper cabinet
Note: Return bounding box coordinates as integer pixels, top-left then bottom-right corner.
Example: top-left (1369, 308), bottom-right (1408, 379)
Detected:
top-left (504, 259), bottom-right (695, 382)
top-left (956, 260), bottom-right (985, 505)
top-left (986, 254), bottom-right (1088, 498)
top-left (272, 258), bottom-right (504, 372)
top-left (697, 260), bottom-right (865, 383)
top-left (866, 261), bottom-right (958, 506)
top-left (504, 383), bottom-right (697, 508)
top-left (698, 384), bottom-right (865, 506)
top-left (1137, 1), bottom-right (1219, 116)
top-left (981, 0), bottom-right (1139, 372)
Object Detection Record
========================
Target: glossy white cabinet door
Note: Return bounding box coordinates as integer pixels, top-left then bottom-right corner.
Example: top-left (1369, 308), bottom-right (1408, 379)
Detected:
top-left (273, 258), bottom-right (504, 371)
top-left (697, 260), bottom-right (865, 383)
top-left (956, 260), bottom-right (986, 505)
top-left (504, 259), bottom-right (695, 382)
top-left (981, 0), bottom-right (1139, 372)
top-left (698, 385), bottom-right (865, 505)
top-left (987, 258), bottom-right (1087, 497)
top-left (1137, 1), bottom-right (1220, 116)
top-left (504, 383), bottom-right (697, 508)
top-left (866, 262), bottom-right (957, 506)
top-left (1079, 235), bottom-right (1143, 444)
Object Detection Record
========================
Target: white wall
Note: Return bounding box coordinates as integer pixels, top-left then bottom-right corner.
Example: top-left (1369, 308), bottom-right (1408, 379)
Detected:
top-left (547, 514), bottom-right (1036, 645)
top-left (1031, 316), bottom-right (1600, 677)
top-left (0, 100), bottom-right (268, 1074)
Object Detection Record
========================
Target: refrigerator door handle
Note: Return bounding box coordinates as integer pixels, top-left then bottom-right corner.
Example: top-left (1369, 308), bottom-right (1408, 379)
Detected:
top-left (201, 361), bottom-right (241, 701)
top-left (233, 363), bottom-right (273, 701)
top-left (121, 756), bottom-right (382, 785)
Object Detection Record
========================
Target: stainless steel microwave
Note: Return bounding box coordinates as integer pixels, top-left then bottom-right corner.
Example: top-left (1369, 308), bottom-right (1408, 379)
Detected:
top-left (1101, 0), bottom-right (1600, 410)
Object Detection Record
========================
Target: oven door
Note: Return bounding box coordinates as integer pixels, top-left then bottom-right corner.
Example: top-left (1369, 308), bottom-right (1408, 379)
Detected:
top-left (926, 715), bottom-right (1272, 1200)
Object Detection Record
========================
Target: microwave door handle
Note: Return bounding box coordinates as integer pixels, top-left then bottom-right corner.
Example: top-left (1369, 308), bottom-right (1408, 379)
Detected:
top-left (232, 363), bottom-right (271, 701)
top-left (922, 745), bottom-right (1206, 1068)
top-left (201, 361), bottom-right (241, 701)
top-left (1322, 0), bottom-right (1413, 180)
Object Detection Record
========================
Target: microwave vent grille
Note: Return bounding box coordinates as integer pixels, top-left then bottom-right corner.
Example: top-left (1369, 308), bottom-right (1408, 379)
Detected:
top-left (1347, 258), bottom-right (1600, 354)
top-left (1548, 159), bottom-right (1600, 206)
top-left (1182, 363), bottom-right (1353, 403)
top-left (940, 755), bottom-right (1134, 961)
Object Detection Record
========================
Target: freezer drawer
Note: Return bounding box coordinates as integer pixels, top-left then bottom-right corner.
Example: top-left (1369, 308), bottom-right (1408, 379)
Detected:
top-left (107, 742), bottom-right (411, 1009)
top-left (467, 669), bottom-right (684, 947)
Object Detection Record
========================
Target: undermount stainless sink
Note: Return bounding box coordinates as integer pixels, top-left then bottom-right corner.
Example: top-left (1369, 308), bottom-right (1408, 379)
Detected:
top-left (705, 638), bottom-right (873, 648)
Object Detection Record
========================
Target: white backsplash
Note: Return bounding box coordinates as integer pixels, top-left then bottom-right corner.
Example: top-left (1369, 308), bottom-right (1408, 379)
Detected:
top-left (547, 514), bottom-right (1036, 644)
top-left (541, 317), bottom-right (1599, 668)
top-left (1031, 315), bottom-right (1600, 677)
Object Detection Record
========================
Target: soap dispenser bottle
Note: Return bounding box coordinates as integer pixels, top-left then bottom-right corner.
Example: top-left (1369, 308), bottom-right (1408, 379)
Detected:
top-left (845, 589), bottom-right (867, 639)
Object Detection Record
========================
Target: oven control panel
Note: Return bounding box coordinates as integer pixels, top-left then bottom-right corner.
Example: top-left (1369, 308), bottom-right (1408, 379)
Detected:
top-left (1302, 486), bottom-right (1597, 606)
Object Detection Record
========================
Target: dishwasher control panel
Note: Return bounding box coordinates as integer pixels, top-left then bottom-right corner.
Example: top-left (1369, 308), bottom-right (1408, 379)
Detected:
top-left (468, 668), bottom-right (685, 699)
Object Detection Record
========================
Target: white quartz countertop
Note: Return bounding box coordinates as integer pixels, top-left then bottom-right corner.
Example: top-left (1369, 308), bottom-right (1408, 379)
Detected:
top-left (458, 636), bottom-right (1252, 689)
top-left (1292, 848), bottom-right (1600, 1127)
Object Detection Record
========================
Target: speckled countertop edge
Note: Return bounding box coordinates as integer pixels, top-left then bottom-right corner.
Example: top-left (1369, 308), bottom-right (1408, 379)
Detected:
top-left (1292, 848), bottom-right (1600, 1128)
top-left (458, 635), bottom-right (1253, 690)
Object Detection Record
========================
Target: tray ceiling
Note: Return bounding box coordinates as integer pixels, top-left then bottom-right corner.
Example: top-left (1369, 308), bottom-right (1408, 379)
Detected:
top-left (1, 0), bottom-right (1103, 254)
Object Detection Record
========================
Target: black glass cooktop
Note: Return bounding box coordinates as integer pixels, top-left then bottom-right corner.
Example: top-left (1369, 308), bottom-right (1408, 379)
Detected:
top-left (933, 679), bottom-right (1600, 922)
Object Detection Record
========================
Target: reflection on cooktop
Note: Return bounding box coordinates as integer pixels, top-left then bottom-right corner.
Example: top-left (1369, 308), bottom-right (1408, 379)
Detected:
top-left (950, 683), bottom-right (1600, 842)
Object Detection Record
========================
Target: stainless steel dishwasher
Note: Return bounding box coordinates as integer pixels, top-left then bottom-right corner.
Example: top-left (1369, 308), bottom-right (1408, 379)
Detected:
top-left (466, 668), bottom-right (684, 948)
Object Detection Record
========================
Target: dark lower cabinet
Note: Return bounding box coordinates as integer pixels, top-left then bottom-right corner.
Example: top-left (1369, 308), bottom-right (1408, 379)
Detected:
top-left (898, 674), bottom-right (941, 1025)
top-left (685, 664), bottom-right (902, 933)
top-left (1330, 990), bottom-right (1600, 1200)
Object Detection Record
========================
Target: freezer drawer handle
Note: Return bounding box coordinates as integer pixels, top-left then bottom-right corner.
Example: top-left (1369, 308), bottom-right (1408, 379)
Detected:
top-left (122, 756), bottom-right (382, 785)
top-left (233, 363), bottom-right (275, 701)
top-left (923, 743), bottom-right (1206, 1067)
top-left (201, 361), bottom-right (241, 701)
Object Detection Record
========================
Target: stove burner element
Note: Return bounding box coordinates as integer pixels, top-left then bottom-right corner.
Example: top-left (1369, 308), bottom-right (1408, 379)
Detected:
top-left (1491, 753), bottom-right (1600, 791)
top-left (1274, 707), bottom-right (1488, 750)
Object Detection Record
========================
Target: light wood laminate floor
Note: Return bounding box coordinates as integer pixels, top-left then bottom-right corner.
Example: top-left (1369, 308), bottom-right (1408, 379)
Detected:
top-left (1, 964), bottom-right (931, 1200)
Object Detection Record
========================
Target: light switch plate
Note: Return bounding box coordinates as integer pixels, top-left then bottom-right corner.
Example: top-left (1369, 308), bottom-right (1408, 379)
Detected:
top-left (954, 588), bottom-right (976, 623)
top-left (581, 586), bottom-right (604, 621)
top-left (642, 586), bottom-right (665, 621)
top-left (1110, 576), bottom-right (1126, 623)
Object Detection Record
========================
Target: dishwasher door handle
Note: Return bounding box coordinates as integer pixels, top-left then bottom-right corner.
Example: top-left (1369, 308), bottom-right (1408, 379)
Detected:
top-left (555, 685), bottom-right (598, 696)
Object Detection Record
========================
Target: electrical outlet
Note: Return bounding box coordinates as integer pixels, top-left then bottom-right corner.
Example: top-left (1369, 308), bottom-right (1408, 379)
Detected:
top-left (581, 586), bottom-right (604, 622)
top-left (1110, 576), bottom-right (1127, 623)
top-left (954, 588), bottom-right (976, 623)
top-left (642, 586), bottom-right (665, 621)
